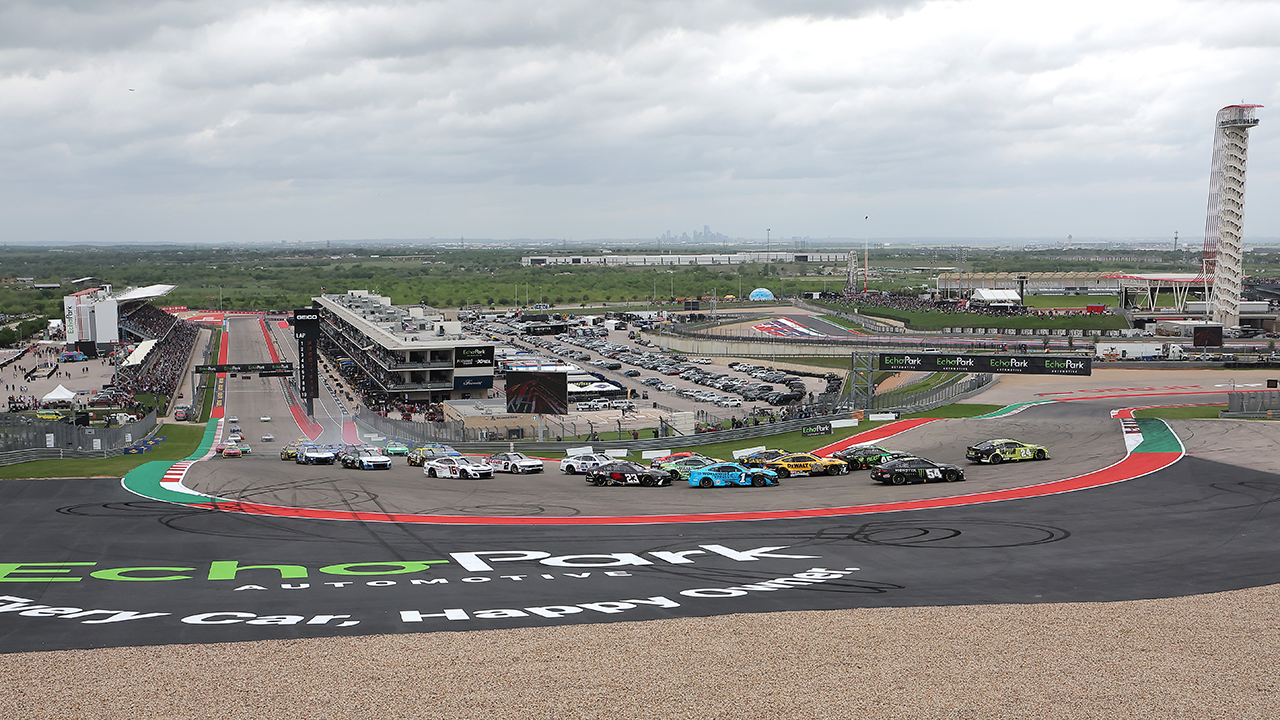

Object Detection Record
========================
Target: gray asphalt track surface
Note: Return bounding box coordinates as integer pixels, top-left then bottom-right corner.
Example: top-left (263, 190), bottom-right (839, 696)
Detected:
top-left (4, 317), bottom-right (1280, 658)
top-left (185, 411), bottom-right (1127, 518)
top-left (2, 443), bottom-right (1278, 654)
top-left (778, 314), bottom-right (864, 337)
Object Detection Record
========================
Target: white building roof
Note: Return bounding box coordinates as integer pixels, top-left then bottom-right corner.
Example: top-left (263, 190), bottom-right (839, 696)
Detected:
top-left (113, 284), bottom-right (177, 302)
top-left (971, 288), bottom-right (1022, 303)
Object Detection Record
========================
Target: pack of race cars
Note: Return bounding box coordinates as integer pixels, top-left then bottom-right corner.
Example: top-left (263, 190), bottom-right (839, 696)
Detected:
top-left (242, 433), bottom-right (1049, 490)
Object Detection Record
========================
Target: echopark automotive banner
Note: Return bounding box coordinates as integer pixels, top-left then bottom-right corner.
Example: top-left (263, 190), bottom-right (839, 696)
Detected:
top-left (878, 353), bottom-right (1092, 376)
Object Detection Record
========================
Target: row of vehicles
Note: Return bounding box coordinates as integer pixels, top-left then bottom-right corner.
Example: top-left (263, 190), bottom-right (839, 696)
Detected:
top-left (557, 436), bottom-right (1050, 488)
top-left (520, 333), bottom-right (819, 407)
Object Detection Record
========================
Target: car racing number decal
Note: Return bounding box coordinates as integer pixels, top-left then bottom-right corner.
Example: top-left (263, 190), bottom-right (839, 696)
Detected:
top-left (924, 469), bottom-right (941, 479)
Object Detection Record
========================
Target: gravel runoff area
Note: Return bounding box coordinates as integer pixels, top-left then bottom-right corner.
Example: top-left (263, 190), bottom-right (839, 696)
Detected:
top-left (4, 584), bottom-right (1279, 719)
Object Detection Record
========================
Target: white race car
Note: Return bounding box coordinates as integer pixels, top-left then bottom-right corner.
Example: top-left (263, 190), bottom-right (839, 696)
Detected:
top-left (487, 452), bottom-right (545, 474)
top-left (348, 448), bottom-right (392, 470)
top-left (297, 446), bottom-right (336, 465)
top-left (423, 456), bottom-right (495, 479)
top-left (560, 453), bottom-right (614, 475)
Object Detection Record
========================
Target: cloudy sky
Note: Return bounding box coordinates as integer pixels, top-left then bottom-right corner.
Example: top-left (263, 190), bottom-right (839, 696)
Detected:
top-left (2, 0), bottom-right (1278, 244)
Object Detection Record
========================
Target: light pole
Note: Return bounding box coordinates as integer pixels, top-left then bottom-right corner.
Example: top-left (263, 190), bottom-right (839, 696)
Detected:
top-left (766, 229), bottom-right (771, 260)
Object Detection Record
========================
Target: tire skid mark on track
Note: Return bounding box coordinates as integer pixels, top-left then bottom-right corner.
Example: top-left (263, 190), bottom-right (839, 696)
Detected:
top-left (125, 383), bottom-right (1186, 525)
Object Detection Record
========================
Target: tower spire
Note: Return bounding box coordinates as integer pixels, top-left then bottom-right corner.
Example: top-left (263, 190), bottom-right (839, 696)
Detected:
top-left (1203, 104), bottom-right (1263, 327)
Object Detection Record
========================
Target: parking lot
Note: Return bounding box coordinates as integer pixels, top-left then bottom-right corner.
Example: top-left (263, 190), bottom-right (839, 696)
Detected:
top-left (484, 321), bottom-right (839, 424)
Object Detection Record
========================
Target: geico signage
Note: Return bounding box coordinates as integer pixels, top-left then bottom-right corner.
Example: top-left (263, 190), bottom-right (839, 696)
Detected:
top-left (294, 314), bottom-right (318, 321)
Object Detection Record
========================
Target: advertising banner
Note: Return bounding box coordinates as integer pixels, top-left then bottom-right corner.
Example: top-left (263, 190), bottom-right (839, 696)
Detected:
top-left (877, 353), bottom-right (1091, 376)
top-left (453, 375), bottom-right (494, 391)
top-left (800, 422), bottom-right (833, 437)
top-left (454, 346), bottom-right (496, 368)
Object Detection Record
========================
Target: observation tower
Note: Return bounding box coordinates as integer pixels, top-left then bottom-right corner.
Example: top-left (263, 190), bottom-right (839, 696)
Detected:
top-left (1203, 104), bottom-right (1262, 327)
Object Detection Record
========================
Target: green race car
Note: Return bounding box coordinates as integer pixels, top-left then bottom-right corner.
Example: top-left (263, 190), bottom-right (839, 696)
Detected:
top-left (832, 445), bottom-right (917, 470)
top-left (965, 439), bottom-right (1049, 464)
top-left (655, 455), bottom-right (720, 480)
top-left (383, 440), bottom-right (410, 456)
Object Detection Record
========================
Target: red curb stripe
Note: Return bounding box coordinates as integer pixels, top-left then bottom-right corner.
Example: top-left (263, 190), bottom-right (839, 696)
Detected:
top-left (1049, 389), bottom-right (1226, 401)
top-left (290, 405), bottom-right (323, 441)
top-left (183, 445), bottom-right (1182, 525)
top-left (814, 418), bottom-right (938, 456)
top-left (342, 421), bottom-right (360, 444)
top-left (259, 319), bottom-right (281, 363)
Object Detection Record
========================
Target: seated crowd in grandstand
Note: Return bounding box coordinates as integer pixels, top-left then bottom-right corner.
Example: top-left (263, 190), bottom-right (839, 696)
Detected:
top-left (116, 314), bottom-right (199, 400)
top-left (119, 303), bottom-right (178, 340)
top-left (834, 292), bottom-right (1095, 319)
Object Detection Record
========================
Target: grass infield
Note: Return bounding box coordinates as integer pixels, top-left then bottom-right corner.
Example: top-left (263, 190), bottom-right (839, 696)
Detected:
top-left (0, 424), bottom-right (208, 480)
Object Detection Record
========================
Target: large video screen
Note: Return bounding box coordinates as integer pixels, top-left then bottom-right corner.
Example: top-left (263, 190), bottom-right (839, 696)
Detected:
top-left (505, 371), bottom-right (569, 415)
top-left (1193, 325), bottom-right (1223, 347)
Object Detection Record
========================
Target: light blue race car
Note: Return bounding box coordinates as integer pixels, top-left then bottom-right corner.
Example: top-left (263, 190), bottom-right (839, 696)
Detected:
top-left (688, 462), bottom-right (780, 488)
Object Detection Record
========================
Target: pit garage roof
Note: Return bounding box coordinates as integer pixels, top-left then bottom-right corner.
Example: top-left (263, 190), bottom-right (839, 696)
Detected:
top-left (1102, 273), bottom-right (1208, 284)
top-left (113, 284), bottom-right (177, 302)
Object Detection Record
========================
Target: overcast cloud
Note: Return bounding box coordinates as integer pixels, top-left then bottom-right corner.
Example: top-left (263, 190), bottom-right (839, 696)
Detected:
top-left (1, 0), bottom-right (1277, 244)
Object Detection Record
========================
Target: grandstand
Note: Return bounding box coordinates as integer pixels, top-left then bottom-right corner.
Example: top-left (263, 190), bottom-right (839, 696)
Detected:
top-left (62, 283), bottom-right (201, 403)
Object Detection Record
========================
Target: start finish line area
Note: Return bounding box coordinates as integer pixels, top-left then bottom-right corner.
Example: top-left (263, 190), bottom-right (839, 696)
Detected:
top-left (4, 361), bottom-right (1280, 651)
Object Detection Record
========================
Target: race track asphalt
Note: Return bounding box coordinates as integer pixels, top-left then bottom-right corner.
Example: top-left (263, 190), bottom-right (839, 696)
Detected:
top-left (3, 318), bottom-right (1280, 654)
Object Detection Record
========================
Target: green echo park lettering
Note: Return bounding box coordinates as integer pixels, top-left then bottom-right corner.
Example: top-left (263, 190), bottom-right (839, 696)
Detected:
top-left (0, 561), bottom-right (449, 583)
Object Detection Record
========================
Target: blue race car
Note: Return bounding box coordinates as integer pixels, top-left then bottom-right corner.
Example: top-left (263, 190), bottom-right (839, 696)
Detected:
top-left (688, 461), bottom-right (780, 488)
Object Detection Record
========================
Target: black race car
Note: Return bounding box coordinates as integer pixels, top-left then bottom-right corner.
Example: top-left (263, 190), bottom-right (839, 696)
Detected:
top-left (585, 461), bottom-right (675, 487)
top-left (832, 445), bottom-right (915, 470)
top-left (740, 449), bottom-right (789, 468)
top-left (870, 457), bottom-right (965, 485)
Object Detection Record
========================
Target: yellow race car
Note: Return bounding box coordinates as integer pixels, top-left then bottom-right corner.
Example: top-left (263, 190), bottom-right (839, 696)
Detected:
top-left (279, 444), bottom-right (301, 461)
top-left (762, 452), bottom-right (850, 478)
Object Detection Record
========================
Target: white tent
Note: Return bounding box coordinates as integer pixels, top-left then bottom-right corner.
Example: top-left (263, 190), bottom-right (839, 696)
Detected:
top-left (42, 385), bottom-right (77, 403)
top-left (971, 288), bottom-right (1022, 303)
